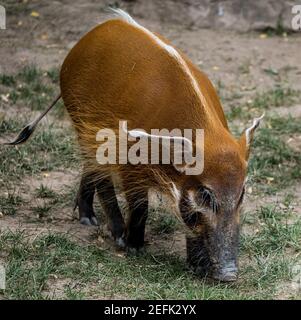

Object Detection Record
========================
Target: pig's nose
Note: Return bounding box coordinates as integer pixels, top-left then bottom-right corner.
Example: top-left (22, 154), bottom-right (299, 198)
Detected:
top-left (212, 263), bottom-right (238, 282)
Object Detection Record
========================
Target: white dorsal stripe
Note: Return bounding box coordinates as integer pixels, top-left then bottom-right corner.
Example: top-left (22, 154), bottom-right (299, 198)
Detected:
top-left (110, 8), bottom-right (208, 108)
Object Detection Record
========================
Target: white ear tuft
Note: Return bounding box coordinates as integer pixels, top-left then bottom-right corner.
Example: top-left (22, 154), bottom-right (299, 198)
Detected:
top-left (245, 113), bottom-right (265, 146)
top-left (122, 122), bottom-right (193, 152)
top-left (121, 121), bottom-right (194, 173)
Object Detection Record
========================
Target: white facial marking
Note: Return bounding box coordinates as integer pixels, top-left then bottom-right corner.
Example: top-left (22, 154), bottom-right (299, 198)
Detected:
top-left (170, 182), bottom-right (181, 202)
top-left (187, 190), bottom-right (203, 212)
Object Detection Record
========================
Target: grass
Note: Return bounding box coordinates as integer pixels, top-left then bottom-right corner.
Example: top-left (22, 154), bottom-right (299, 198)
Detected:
top-left (227, 85), bottom-right (300, 121)
top-left (0, 74), bottom-right (16, 87)
top-left (0, 122), bottom-right (79, 188)
top-left (4, 1), bottom-right (31, 16)
top-left (240, 204), bottom-right (301, 292)
top-left (30, 184), bottom-right (77, 222)
top-left (149, 208), bottom-right (179, 235)
top-left (0, 65), bottom-right (61, 111)
top-left (225, 85), bottom-right (301, 195)
top-left (252, 86), bottom-right (299, 110)
top-left (242, 205), bottom-right (301, 255)
top-left (31, 203), bottom-right (53, 219)
top-left (1, 202), bottom-right (300, 299)
top-left (35, 184), bottom-right (58, 199)
top-left (248, 115), bottom-right (301, 194)
top-left (0, 191), bottom-right (23, 216)
top-left (0, 118), bottom-right (24, 135)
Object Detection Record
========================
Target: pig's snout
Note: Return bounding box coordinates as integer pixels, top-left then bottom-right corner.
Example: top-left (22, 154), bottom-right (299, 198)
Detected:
top-left (186, 235), bottom-right (239, 282)
top-left (211, 262), bottom-right (238, 282)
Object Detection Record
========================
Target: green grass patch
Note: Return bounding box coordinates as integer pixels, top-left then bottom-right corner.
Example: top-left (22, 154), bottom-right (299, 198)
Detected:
top-left (1, 203), bottom-right (301, 300)
top-left (242, 205), bottom-right (301, 255)
top-left (0, 191), bottom-right (23, 216)
top-left (0, 123), bottom-right (79, 188)
top-left (240, 204), bottom-right (301, 293)
top-left (0, 74), bottom-right (16, 87)
top-left (4, 1), bottom-right (31, 16)
top-left (150, 209), bottom-right (179, 235)
top-left (35, 185), bottom-right (58, 199)
top-left (0, 229), bottom-right (268, 300)
top-left (0, 118), bottom-right (24, 135)
top-left (31, 203), bottom-right (53, 219)
top-left (252, 86), bottom-right (299, 110)
top-left (0, 65), bottom-right (60, 111)
top-left (248, 115), bottom-right (301, 194)
top-left (30, 184), bottom-right (77, 221)
top-left (227, 85), bottom-right (300, 121)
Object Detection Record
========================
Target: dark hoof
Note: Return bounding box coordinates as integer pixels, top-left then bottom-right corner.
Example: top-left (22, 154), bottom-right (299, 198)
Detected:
top-left (90, 217), bottom-right (99, 226)
top-left (192, 266), bottom-right (210, 278)
top-left (126, 246), bottom-right (145, 256)
top-left (115, 237), bottom-right (126, 249)
top-left (80, 217), bottom-right (98, 226)
top-left (80, 217), bottom-right (92, 226)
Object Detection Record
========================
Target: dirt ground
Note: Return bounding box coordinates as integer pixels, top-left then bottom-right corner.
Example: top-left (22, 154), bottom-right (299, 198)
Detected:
top-left (0, 1), bottom-right (301, 299)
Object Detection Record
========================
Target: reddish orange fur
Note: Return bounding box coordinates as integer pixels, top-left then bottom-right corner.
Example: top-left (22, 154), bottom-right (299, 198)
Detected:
top-left (60, 18), bottom-right (248, 201)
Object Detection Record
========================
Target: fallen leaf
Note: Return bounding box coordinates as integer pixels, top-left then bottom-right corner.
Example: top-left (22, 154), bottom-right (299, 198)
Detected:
top-left (1, 94), bottom-right (9, 103)
top-left (41, 33), bottom-right (48, 40)
top-left (30, 11), bottom-right (40, 18)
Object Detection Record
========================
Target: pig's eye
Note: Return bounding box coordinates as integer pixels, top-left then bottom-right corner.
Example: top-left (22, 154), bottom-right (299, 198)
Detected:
top-left (197, 187), bottom-right (218, 213)
top-left (182, 212), bottom-right (201, 228)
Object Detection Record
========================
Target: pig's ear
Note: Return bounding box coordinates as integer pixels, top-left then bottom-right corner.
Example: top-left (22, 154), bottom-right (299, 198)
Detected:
top-left (239, 114), bottom-right (264, 160)
top-left (122, 121), bottom-right (193, 174)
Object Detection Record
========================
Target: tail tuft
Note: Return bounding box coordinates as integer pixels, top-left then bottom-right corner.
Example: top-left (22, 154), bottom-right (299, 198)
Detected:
top-left (3, 122), bottom-right (36, 145)
top-left (2, 94), bottom-right (61, 146)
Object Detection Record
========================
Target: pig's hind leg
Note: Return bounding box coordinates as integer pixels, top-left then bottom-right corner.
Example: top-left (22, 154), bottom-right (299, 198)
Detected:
top-left (96, 177), bottom-right (126, 248)
top-left (74, 173), bottom-right (99, 226)
top-left (124, 190), bottom-right (148, 254)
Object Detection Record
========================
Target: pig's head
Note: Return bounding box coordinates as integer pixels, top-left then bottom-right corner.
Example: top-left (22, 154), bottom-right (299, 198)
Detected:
top-left (178, 116), bottom-right (263, 282)
top-left (124, 115), bottom-right (263, 281)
